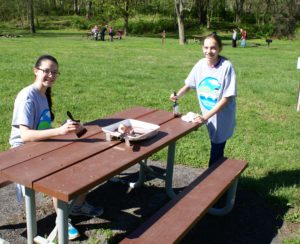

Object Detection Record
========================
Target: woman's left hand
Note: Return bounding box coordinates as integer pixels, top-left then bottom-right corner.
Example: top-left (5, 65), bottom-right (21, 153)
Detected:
top-left (193, 115), bottom-right (207, 124)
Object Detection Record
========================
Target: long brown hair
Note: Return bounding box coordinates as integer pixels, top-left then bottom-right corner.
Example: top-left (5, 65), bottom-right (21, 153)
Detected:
top-left (34, 55), bottom-right (58, 121)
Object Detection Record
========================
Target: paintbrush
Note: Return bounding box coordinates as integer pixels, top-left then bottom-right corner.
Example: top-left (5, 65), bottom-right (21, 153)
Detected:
top-left (67, 111), bottom-right (87, 138)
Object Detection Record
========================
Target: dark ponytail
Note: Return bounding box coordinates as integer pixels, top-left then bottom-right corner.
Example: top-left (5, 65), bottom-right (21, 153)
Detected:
top-left (35, 55), bottom-right (58, 122)
top-left (45, 88), bottom-right (55, 121)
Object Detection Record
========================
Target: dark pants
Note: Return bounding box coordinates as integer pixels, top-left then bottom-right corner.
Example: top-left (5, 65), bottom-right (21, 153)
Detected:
top-left (232, 39), bottom-right (237, 47)
top-left (209, 140), bottom-right (227, 208)
top-left (100, 33), bottom-right (105, 41)
top-left (209, 141), bottom-right (227, 167)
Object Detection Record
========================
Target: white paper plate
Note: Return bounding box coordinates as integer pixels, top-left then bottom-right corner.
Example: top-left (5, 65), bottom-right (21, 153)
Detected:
top-left (102, 119), bottom-right (160, 141)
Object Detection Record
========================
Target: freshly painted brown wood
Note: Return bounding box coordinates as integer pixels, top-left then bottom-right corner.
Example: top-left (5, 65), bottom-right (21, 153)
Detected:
top-left (0, 107), bottom-right (156, 172)
top-left (2, 109), bottom-right (175, 188)
top-left (121, 159), bottom-right (247, 244)
top-left (34, 117), bottom-right (200, 201)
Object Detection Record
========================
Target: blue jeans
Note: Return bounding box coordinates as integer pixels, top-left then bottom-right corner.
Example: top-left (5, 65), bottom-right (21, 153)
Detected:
top-left (208, 141), bottom-right (227, 167)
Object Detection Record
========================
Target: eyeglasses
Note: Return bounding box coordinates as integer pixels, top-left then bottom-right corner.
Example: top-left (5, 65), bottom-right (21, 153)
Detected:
top-left (37, 68), bottom-right (60, 76)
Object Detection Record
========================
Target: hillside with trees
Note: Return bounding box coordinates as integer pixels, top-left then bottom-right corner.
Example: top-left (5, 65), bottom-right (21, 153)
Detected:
top-left (0, 0), bottom-right (299, 42)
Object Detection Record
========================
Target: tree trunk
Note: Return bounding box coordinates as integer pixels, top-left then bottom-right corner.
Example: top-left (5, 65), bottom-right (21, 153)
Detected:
top-left (174, 0), bottom-right (185, 45)
top-left (123, 0), bottom-right (129, 36)
top-left (234, 0), bottom-right (245, 23)
top-left (206, 0), bottom-right (212, 29)
top-left (60, 0), bottom-right (65, 14)
top-left (73, 0), bottom-right (79, 15)
top-left (27, 0), bottom-right (35, 33)
top-left (195, 0), bottom-right (207, 25)
top-left (85, 0), bottom-right (92, 19)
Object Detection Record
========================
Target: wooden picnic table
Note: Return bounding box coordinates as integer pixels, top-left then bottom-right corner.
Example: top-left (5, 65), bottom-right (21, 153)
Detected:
top-left (191, 35), bottom-right (206, 42)
top-left (0, 106), bottom-right (200, 244)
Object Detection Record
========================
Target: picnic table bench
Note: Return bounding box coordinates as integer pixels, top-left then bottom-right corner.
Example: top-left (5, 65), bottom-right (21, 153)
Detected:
top-left (121, 158), bottom-right (247, 244)
top-left (191, 35), bottom-right (206, 43)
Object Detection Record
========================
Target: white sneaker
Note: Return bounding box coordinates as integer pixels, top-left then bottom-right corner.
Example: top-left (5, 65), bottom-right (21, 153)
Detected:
top-left (68, 219), bottom-right (80, 240)
top-left (55, 217), bottom-right (80, 240)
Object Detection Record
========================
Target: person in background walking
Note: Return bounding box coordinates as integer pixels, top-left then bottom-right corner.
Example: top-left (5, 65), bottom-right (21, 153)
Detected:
top-left (100, 24), bottom-right (107, 41)
top-left (240, 28), bottom-right (247, 48)
top-left (232, 29), bottom-right (237, 48)
top-left (161, 30), bottom-right (166, 45)
top-left (108, 26), bottom-right (114, 42)
top-left (117, 29), bottom-right (123, 40)
top-left (91, 25), bottom-right (99, 41)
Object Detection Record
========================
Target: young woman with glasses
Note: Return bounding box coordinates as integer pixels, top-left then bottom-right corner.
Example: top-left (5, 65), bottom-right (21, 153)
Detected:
top-left (9, 55), bottom-right (103, 240)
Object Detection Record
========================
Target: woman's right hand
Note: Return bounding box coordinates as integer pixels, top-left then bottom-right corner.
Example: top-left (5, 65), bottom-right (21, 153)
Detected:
top-left (169, 93), bottom-right (178, 102)
top-left (59, 120), bottom-right (80, 135)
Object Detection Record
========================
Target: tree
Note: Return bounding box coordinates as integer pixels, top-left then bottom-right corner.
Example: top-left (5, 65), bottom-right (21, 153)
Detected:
top-left (195, 0), bottom-right (208, 25)
top-left (85, 0), bottom-right (92, 19)
top-left (73, 0), bottom-right (80, 15)
top-left (174, 0), bottom-right (185, 44)
top-left (234, 0), bottom-right (245, 23)
top-left (27, 0), bottom-right (35, 33)
top-left (271, 0), bottom-right (299, 38)
top-left (111, 0), bottom-right (134, 36)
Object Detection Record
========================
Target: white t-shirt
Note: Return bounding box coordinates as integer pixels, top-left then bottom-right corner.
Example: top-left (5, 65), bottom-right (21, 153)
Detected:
top-left (185, 57), bottom-right (236, 143)
top-left (9, 84), bottom-right (52, 147)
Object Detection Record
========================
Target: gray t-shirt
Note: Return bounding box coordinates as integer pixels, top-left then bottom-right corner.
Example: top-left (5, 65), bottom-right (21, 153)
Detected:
top-left (9, 84), bottom-right (52, 147)
top-left (185, 57), bottom-right (236, 143)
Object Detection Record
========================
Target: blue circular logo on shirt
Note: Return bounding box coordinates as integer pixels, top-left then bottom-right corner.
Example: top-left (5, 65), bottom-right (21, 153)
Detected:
top-left (198, 77), bottom-right (221, 110)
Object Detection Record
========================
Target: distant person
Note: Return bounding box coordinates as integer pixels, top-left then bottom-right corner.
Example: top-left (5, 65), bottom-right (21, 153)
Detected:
top-left (170, 33), bottom-right (236, 167)
top-left (161, 30), bottom-right (166, 45)
top-left (240, 28), bottom-right (247, 48)
top-left (100, 25), bottom-right (107, 41)
top-left (266, 38), bottom-right (272, 47)
top-left (9, 55), bottom-right (103, 240)
top-left (232, 29), bottom-right (237, 47)
top-left (91, 25), bottom-right (99, 41)
top-left (117, 29), bottom-right (123, 40)
top-left (108, 26), bottom-right (114, 42)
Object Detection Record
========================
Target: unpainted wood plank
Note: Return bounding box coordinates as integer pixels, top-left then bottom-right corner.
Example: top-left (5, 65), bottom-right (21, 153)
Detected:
top-left (34, 117), bottom-right (200, 201)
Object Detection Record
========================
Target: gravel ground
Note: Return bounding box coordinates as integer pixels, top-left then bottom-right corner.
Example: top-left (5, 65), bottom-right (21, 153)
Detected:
top-left (0, 161), bottom-right (296, 244)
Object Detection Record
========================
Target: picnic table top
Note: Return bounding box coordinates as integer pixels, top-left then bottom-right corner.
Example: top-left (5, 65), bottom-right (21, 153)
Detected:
top-left (0, 107), bottom-right (200, 202)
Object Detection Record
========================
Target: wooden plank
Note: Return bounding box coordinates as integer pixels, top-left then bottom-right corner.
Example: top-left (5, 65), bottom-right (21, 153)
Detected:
top-left (2, 109), bottom-right (174, 188)
top-left (0, 175), bottom-right (11, 188)
top-left (121, 159), bottom-right (248, 244)
top-left (34, 117), bottom-right (200, 201)
top-left (0, 106), bottom-right (156, 171)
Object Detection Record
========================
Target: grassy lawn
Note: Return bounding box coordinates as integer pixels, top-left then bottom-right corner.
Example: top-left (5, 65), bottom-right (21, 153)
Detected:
top-left (0, 30), bottom-right (299, 242)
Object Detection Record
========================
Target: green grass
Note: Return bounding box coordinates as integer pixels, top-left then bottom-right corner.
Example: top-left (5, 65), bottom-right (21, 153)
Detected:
top-left (0, 31), bottom-right (300, 241)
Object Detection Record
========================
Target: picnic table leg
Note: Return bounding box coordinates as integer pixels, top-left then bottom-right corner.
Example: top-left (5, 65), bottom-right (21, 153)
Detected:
top-left (129, 159), bottom-right (169, 188)
top-left (24, 187), bottom-right (37, 244)
top-left (208, 179), bottom-right (238, 216)
top-left (57, 200), bottom-right (69, 244)
top-left (129, 159), bottom-right (147, 188)
top-left (166, 142), bottom-right (176, 199)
